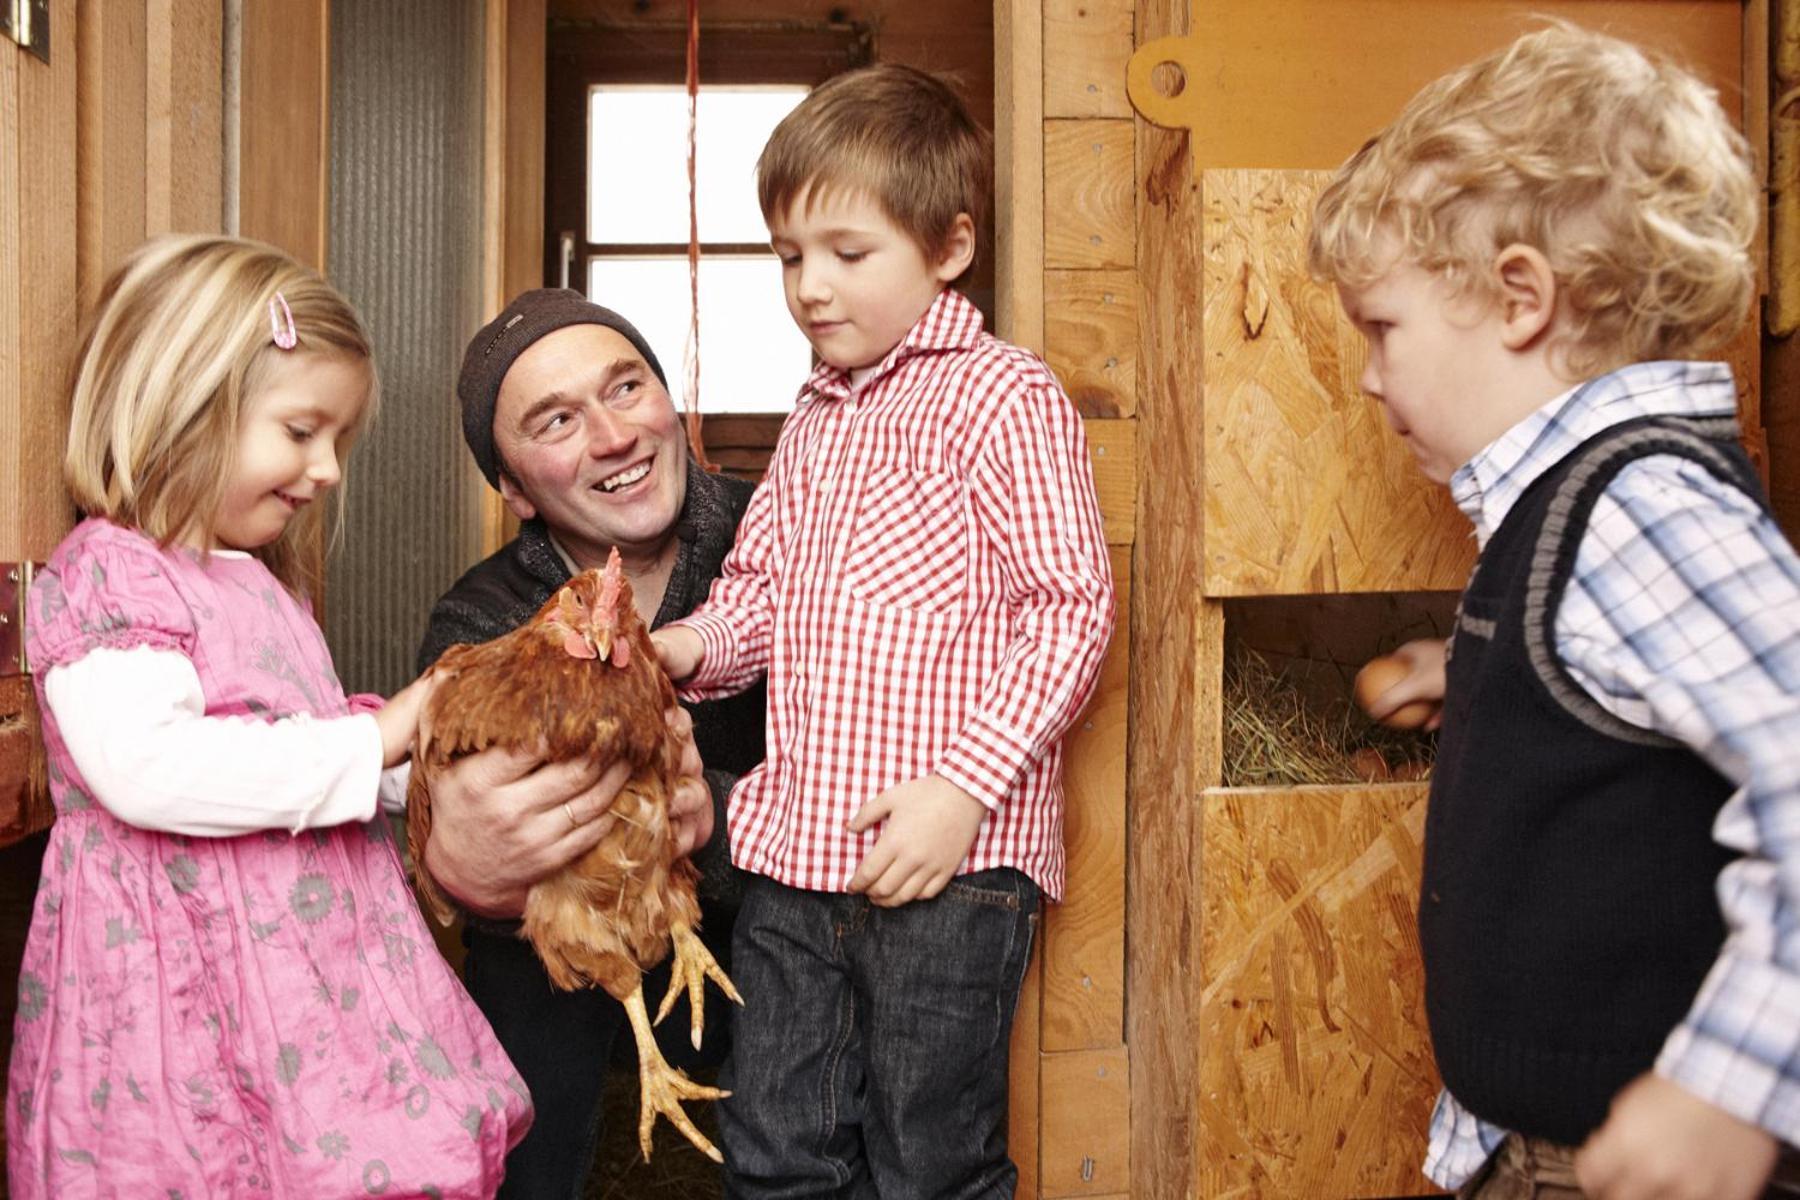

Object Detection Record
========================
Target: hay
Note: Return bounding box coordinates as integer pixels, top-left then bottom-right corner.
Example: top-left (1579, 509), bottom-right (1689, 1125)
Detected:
top-left (1223, 649), bottom-right (1434, 788)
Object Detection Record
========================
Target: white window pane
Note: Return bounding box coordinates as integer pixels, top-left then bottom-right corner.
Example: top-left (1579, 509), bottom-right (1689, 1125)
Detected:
top-left (589, 255), bottom-right (812, 414)
top-left (589, 86), bottom-right (806, 245)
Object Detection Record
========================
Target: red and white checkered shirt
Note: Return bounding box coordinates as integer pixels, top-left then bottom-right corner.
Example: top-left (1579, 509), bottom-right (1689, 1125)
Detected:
top-left (674, 288), bottom-right (1114, 900)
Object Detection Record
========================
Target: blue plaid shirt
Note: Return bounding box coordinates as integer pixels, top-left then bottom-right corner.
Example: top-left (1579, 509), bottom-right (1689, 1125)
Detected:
top-left (1424, 361), bottom-right (1800, 1188)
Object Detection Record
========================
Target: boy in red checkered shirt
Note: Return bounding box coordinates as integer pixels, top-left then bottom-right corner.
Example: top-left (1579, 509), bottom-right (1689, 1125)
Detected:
top-left (653, 63), bottom-right (1114, 1198)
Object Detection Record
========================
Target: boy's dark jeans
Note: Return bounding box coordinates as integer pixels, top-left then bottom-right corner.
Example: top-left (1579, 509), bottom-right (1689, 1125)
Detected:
top-left (720, 868), bottom-right (1041, 1200)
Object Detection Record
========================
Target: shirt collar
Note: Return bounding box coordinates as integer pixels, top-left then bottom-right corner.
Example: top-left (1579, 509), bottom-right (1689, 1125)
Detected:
top-left (797, 287), bottom-right (986, 404)
top-left (1449, 360), bottom-right (1738, 547)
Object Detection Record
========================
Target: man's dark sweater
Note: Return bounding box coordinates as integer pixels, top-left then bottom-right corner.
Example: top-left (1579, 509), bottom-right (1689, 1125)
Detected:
top-left (414, 460), bottom-right (765, 1199)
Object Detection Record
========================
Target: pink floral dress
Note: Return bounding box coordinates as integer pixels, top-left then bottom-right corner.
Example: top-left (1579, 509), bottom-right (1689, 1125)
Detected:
top-left (8, 519), bottom-right (533, 1198)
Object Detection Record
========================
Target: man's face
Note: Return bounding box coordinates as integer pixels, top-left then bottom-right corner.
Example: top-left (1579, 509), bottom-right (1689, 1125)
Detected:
top-left (492, 324), bottom-right (687, 567)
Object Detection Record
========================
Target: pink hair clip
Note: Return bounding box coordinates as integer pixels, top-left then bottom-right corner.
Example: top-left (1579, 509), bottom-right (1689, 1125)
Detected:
top-left (268, 292), bottom-right (298, 350)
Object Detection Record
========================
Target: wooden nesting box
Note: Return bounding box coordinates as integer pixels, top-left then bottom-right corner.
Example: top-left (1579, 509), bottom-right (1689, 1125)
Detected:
top-left (994, 1), bottom-right (1776, 1197)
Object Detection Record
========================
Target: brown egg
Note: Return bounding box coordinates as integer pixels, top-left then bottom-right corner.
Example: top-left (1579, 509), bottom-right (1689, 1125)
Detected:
top-left (1353, 654), bottom-right (1437, 730)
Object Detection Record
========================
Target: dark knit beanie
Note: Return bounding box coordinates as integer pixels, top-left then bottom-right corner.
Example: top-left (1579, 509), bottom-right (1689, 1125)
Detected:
top-left (457, 288), bottom-right (669, 489)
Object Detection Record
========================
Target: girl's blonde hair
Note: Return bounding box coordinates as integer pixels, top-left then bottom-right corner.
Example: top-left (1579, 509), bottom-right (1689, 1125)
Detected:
top-left (1309, 23), bottom-right (1758, 377)
top-left (66, 234), bottom-right (379, 593)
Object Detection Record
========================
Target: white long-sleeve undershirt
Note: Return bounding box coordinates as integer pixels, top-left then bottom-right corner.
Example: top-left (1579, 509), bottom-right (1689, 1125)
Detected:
top-left (43, 645), bottom-right (409, 837)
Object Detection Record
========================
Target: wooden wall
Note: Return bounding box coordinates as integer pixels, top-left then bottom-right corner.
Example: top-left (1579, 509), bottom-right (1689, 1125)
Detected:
top-left (0, 0), bottom-right (225, 1182)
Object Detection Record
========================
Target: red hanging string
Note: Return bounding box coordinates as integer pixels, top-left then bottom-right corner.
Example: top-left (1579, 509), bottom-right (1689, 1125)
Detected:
top-left (682, 0), bottom-right (715, 471)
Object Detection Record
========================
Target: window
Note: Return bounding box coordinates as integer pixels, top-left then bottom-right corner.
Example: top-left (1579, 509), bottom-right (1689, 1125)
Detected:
top-left (583, 85), bottom-right (812, 414)
top-left (545, 20), bottom-right (874, 419)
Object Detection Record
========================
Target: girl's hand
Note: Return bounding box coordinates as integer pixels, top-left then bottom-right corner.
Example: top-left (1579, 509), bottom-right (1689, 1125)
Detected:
top-left (846, 775), bottom-right (988, 907)
top-left (651, 626), bottom-right (706, 683)
top-left (374, 670), bottom-right (436, 766)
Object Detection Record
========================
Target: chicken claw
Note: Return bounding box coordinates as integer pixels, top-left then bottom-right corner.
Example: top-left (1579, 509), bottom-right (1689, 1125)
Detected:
top-left (654, 920), bottom-right (745, 1049)
top-left (623, 986), bottom-right (730, 1162)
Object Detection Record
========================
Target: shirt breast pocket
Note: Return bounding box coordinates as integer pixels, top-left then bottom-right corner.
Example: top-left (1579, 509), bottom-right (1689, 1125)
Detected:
top-left (841, 467), bottom-right (970, 613)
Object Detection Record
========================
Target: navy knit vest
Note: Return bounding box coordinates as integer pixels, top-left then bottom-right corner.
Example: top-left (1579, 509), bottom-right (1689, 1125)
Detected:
top-left (1421, 414), bottom-right (1764, 1146)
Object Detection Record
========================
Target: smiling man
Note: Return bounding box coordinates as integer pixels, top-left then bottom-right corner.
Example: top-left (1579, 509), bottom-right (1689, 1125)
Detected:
top-left (415, 288), bottom-right (765, 1198)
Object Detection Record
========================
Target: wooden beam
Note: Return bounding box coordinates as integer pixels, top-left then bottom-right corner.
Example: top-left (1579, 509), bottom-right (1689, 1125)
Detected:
top-left (238, 0), bottom-right (328, 267)
top-left (1041, 546), bottom-right (1130, 1053)
top-left (146, 0), bottom-right (224, 236)
top-left (13, 0), bottom-right (79, 562)
top-left (1039, 1046), bottom-right (1130, 1196)
top-left (1127, 0), bottom-right (1207, 1194)
top-left (1044, 119), bottom-right (1134, 269)
top-left (995, 0), bottom-right (1044, 352)
top-left (1045, 269), bottom-right (1137, 418)
top-left (1044, 0), bottom-right (1133, 119)
top-left (77, 0), bottom-right (148, 313)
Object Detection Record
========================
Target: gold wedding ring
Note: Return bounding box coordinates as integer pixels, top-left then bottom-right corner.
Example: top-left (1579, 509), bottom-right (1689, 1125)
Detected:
top-left (563, 800), bottom-right (581, 829)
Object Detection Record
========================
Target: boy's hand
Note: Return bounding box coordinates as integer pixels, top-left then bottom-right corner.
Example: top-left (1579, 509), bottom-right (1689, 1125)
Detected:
top-left (651, 626), bottom-right (706, 683)
top-left (846, 774), bottom-right (987, 907)
top-left (1358, 637), bottom-right (1448, 731)
top-left (1574, 1074), bottom-right (1778, 1200)
top-left (666, 705), bottom-right (714, 856)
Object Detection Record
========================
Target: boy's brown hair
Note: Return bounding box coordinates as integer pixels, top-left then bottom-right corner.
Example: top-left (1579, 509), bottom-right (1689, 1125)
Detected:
top-left (1308, 23), bottom-right (1758, 377)
top-left (757, 64), bottom-right (992, 280)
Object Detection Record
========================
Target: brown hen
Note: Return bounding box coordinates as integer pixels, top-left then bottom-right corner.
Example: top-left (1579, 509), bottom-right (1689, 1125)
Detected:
top-left (406, 548), bottom-right (741, 1162)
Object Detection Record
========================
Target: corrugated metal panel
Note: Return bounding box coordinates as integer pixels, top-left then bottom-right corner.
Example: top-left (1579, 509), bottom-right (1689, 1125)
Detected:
top-left (325, 0), bottom-right (487, 694)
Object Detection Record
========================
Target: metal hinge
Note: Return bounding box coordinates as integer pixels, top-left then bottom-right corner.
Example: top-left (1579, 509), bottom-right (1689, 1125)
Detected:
top-left (0, 562), bottom-right (36, 678)
top-left (0, 0), bottom-right (49, 64)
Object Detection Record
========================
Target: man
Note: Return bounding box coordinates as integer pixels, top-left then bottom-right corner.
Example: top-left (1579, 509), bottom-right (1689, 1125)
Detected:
top-left (418, 289), bottom-right (764, 1197)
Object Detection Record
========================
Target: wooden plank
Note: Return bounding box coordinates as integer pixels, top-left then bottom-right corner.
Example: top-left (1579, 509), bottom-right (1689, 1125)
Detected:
top-left (1196, 783), bottom-right (1439, 1197)
top-left (1200, 169), bottom-right (1476, 596)
top-left (1041, 546), bottom-right (1129, 1053)
top-left (77, 0), bottom-right (148, 312)
top-left (1124, 0), bottom-right (1744, 174)
top-left (0, 3), bottom-right (22, 563)
top-left (17, 0), bottom-right (79, 562)
top-left (1043, 0), bottom-right (1133, 119)
top-left (1010, 939), bottom-right (1043, 1199)
top-left (1127, 0), bottom-right (1208, 1184)
top-left (147, 0), bottom-right (224, 235)
top-left (995, 0), bottom-right (1045, 352)
top-left (1039, 1046), bottom-right (1130, 1196)
top-left (238, 0), bottom-right (327, 267)
top-left (1084, 418), bottom-right (1133, 547)
top-left (478, 0), bottom-right (547, 559)
top-left (1044, 119), bottom-right (1133, 269)
top-left (1045, 269), bottom-right (1136, 418)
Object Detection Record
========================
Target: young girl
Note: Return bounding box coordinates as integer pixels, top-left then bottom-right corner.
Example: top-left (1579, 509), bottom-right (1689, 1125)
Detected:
top-left (8, 235), bottom-right (532, 1197)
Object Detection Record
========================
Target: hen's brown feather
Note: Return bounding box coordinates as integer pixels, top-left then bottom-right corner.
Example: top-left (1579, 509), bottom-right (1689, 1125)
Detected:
top-left (407, 563), bottom-right (690, 1004)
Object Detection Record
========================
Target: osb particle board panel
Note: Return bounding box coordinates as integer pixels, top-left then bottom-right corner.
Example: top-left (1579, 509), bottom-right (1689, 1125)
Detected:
top-left (1200, 169), bottom-right (1476, 596)
top-left (1045, 120), bottom-right (1135, 270)
top-left (1046, 269), bottom-right (1137, 418)
top-left (1041, 545), bottom-right (1129, 1052)
top-left (1197, 783), bottom-right (1439, 1199)
top-left (1040, 1046), bottom-right (1130, 1196)
top-left (1044, 0), bottom-right (1134, 119)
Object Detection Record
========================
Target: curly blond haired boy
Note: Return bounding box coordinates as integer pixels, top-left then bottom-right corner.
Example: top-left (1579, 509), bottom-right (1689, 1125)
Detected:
top-left (1311, 24), bottom-right (1800, 1200)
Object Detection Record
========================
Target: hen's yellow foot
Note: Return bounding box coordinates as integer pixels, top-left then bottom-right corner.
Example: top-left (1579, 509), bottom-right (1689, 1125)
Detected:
top-left (624, 986), bottom-right (730, 1162)
top-left (654, 920), bottom-right (745, 1050)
